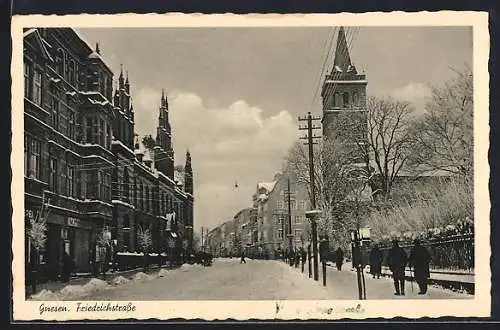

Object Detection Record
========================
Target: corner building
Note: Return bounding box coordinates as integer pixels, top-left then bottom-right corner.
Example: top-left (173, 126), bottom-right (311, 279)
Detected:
top-left (23, 28), bottom-right (194, 281)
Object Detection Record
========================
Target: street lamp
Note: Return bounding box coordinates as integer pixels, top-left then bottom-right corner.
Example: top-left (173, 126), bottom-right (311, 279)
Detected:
top-left (305, 209), bottom-right (321, 281)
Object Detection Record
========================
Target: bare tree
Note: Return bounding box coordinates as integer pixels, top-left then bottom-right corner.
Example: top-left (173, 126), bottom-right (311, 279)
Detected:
top-left (27, 196), bottom-right (50, 294)
top-left (409, 66), bottom-right (473, 178)
top-left (363, 96), bottom-right (415, 198)
top-left (137, 225), bottom-right (153, 271)
top-left (285, 138), bottom-right (361, 242)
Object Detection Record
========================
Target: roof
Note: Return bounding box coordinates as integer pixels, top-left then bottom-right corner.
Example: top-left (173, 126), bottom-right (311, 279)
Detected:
top-left (257, 181), bottom-right (277, 193)
top-left (23, 28), bottom-right (53, 62)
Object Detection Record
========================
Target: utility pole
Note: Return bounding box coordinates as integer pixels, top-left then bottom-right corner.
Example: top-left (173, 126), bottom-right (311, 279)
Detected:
top-left (286, 176), bottom-right (293, 266)
top-left (299, 112), bottom-right (322, 281)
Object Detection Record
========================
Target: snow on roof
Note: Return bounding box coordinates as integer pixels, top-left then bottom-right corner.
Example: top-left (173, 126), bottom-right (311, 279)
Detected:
top-left (257, 181), bottom-right (277, 193)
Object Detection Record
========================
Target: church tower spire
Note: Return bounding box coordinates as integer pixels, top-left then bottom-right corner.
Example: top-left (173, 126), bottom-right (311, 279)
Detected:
top-left (332, 26), bottom-right (354, 73)
top-left (320, 26), bottom-right (368, 164)
top-left (155, 89), bottom-right (174, 178)
top-left (184, 150), bottom-right (193, 195)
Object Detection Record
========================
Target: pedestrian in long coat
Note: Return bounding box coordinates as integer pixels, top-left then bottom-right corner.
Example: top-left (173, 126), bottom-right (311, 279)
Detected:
top-left (335, 247), bottom-right (344, 271)
top-left (408, 239), bottom-right (432, 294)
top-left (61, 251), bottom-right (74, 283)
top-left (369, 245), bottom-right (383, 279)
top-left (387, 239), bottom-right (408, 296)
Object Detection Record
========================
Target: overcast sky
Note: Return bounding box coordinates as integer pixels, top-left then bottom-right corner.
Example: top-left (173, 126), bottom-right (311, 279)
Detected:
top-left (75, 26), bottom-right (472, 233)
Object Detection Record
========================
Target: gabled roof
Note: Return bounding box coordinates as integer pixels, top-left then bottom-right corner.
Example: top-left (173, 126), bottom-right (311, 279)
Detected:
top-left (257, 181), bottom-right (277, 193)
top-left (23, 28), bottom-right (53, 62)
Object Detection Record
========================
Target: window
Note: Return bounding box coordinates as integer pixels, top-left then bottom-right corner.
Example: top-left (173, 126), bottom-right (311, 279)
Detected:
top-left (68, 110), bottom-right (75, 139)
top-left (123, 215), bottom-right (131, 249)
top-left (24, 61), bottom-right (31, 98)
top-left (106, 124), bottom-right (111, 149)
top-left (276, 200), bottom-right (284, 209)
top-left (294, 229), bottom-right (302, 238)
top-left (24, 135), bottom-right (28, 176)
top-left (145, 186), bottom-right (150, 212)
top-left (298, 200), bottom-right (306, 209)
top-left (93, 117), bottom-right (99, 145)
top-left (66, 164), bottom-right (74, 197)
top-left (50, 158), bottom-right (58, 193)
top-left (57, 49), bottom-right (64, 75)
top-left (85, 117), bottom-right (92, 143)
top-left (353, 92), bottom-right (359, 106)
top-left (99, 118), bottom-right (105, 147)
top-left (25, 135), bottom-right (41, 179)
top-left (278, 229), bottom-right (283, 239)
top-left (123, 168), bottom-right (129, 202)
top-left (294, 216), bottom-right (302, 224)
top-left (138, 182), bottom-right (143, 209)
top-left (291, 200), bottom-right (297, 210)
top-left (97, 171), bottom-right (103, 198)
top-left (33, 70), bottom-right (42, 105)
top-left (343, 92), bottom-right (350, 107)
top-left (69, 59), bottom-right (75, 85)
top-left (103, 172), bottom-right (111, 200)
top-left (335, 92), bottom-right (341, 107)
top-left (59, 102), bottom-right (68, 135)
top-left (51, 97), bottom-right (59, 130)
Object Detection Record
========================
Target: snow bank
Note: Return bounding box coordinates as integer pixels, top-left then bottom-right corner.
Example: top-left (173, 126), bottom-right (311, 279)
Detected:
top-left (132, 272), bottom-right (152, 281)
top-left (59, 285), bottom-right (86, 299)
top-left (180, 263), bottom-right (200, 272)
top-left (111, 275), bottom-right (130, 286)
top-left (30, 289), bottom-right (60, 301)
top-left (81, 278), bottom-right (111, 295)
top-left (157, 269), bottom-right (169, 277)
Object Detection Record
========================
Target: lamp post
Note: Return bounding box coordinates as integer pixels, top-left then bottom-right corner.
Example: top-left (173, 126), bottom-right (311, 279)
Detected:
top-left (351, 227), bottom-right (371, 300)
top-left (305, 209), bottom-right (321, 281)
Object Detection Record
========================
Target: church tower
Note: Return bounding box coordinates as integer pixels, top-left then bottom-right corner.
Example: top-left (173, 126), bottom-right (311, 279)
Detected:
top-left (184, 150), bottom-right (193, 195)
top-left (155, 89), bottom-right (175, 178)
top-left (321, 27), bottom-right (368, 164)
top-left (113, 65), bottom-right (134, 149)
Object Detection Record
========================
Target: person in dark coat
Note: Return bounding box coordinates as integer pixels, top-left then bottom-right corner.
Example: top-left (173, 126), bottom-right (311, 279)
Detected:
top-left (408, 239), bottom-right (432, 294)
top-left (387, 239), bottom-right (408, 295)
top-left (61, 251), bottom-right (74, 283)
top-left (335, 247), bottom-right (344, 271)
top-left (369, 245), bottom-right (383, 279)
top-left (240, 249), bottom-right (246, 264)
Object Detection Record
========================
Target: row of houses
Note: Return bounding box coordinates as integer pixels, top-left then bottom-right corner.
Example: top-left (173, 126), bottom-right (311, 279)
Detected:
top-left (24, 28), bottom-right (194, 281)
top-left (206, 167), bottom-right (311, 259)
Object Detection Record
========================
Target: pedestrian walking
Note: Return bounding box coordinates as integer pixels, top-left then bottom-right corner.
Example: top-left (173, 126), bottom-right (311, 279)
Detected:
top-left (369, 244), bottom-right (383, 279)
top-left (408, 238), bottom-right (432, 295)
top-left (61, 251), bottom-right (74, 283)
top-left (335, 247), bottom-right (344, 271)
top-left (240, 250), bottom-right (246, 264)
top-left (387, 239), bottom-right (408, 296)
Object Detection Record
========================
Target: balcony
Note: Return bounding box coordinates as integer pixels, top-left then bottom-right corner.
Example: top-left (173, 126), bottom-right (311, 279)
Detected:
top-left (25, 176), bottom-right (48, 197)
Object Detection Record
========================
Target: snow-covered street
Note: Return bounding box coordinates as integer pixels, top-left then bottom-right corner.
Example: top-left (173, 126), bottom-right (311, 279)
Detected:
top-left (30, 258), bottom-right (473, 301)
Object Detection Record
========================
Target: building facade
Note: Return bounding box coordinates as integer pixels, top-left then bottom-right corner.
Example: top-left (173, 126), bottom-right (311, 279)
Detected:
top-left (24, 28), bottom-right (194, 281)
